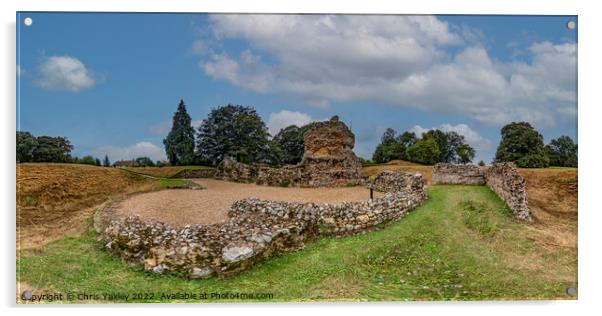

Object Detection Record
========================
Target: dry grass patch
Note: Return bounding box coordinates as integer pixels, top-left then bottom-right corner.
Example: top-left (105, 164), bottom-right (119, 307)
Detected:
top-left (17, 163), bottom-right (156, 249)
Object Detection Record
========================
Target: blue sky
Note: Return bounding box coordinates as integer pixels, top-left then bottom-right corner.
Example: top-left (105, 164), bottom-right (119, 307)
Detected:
top-left (16, 13), bottom-right (577, 163)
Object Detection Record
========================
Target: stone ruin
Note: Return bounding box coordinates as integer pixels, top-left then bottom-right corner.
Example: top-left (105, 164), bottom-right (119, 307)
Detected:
top-left (432, 163), bottom-right (485, 185)
top-left (97, 171), bottom-right (427, 279)
top-left (432, 162), bottom-right (532, 221)
top-left (483, 163), bottom-right (532, 222)
top-left (214, 116), bottom-right (363, 187)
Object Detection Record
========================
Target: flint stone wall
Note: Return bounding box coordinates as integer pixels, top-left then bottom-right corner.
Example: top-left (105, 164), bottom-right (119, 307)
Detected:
top-left (484, 163), bottom-right (532, 222)
top-left (172, 168), bottom-right (215, 179)
top-left (214, 116), bottom-right (363, 187)
top-left (98, 171), bottom-right (426, 279)
top-left (432, 163), bottom-right (485, 185)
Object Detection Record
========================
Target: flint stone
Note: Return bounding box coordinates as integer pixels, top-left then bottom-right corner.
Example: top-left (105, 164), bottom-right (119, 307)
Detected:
top-left (222, 246), bottom-right (254, 263)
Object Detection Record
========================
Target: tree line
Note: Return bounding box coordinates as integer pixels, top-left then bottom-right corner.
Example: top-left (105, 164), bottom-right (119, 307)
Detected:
top-left (16, 131), bottom-right (159, 167)
top-left (371, 128), bottom-right (476, 165)
top-left (164, 100), bottom-right (315, 166)
top-left (17, 99), bottom-right (577, 169)
top-left (370, 121), bottom-right (577, 168)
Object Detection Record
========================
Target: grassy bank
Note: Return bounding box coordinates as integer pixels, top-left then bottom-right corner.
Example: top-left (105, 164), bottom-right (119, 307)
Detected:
top-left (17, 185), bottom-right (576, 302)
top-left (124, 166), bottom-right (214, 178)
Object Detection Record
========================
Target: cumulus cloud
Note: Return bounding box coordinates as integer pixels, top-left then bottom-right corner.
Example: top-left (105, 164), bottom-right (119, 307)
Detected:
top-left (266, 110), bottom-right (314, 136)
top-left (198, 15), bottom-right (576, 127)
top-left (35, 55), bottom-right (97, 92)
top-left (92, 141), bottom-right (166, 162)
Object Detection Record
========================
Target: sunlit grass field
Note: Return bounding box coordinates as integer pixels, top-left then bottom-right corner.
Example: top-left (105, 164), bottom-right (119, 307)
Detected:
top-left (17, 185), bottom-right (576, 302)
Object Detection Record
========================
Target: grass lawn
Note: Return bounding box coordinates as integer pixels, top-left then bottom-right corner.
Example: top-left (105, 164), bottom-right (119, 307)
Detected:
top-left (17, 185), bottom-right (576, 303)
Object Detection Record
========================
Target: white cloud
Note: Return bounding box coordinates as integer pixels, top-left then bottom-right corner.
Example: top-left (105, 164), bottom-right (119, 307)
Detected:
top-left (199, 15), bottom-right (576, 127)
top-left (411, 123), bottom-right (492, 155)
top-left (266, 110), bottom-right (314, 136)
top-left (92, 141), bottom-right (166, 162)
top-left (36, 55), bottom-right (97, 92)
top-left (17, 64), bottom-right (22, 76)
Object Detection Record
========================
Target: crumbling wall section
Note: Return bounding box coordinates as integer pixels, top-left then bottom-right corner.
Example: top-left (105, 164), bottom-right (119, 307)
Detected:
top-left (432, 163), bottom-right (485, 185)
top-left (484, 163), bottom-right (532, 221)
top-left (98, 171), bottom-right (426, 279)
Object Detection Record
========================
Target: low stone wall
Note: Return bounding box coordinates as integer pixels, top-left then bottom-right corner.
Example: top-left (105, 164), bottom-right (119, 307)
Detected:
top-left (98, 171), bottom-right (426, 279)
top-left (484, 163), bottom-right (532, 222)
top-left (372, 171), bottom-right (427, 199)
top-left (172, 168), bottom-right (215, 179)
top-left (432, 163), bottom-right (485, 185)
top-left (214, 158), bottom-right (364, 187)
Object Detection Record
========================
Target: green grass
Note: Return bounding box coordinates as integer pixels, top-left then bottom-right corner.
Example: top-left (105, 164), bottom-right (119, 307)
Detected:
top-left (17, 185), bottom-right (576, 303)
top-left (157, 178), bottom-right (188, 189)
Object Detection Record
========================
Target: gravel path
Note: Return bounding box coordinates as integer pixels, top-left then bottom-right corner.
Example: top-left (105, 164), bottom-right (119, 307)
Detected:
top-left (114, 179), bottom-right (382, 227)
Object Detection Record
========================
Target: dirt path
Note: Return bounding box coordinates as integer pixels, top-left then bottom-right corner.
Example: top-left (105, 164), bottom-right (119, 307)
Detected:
top-left (113, 179), bottom-right (382, 227)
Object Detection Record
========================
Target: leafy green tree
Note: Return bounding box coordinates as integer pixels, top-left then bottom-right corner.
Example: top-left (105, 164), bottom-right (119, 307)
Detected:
top-left (372, 128), bottom-right (409, 163)
top-left (135, 156), bottom-right (155, 167)
top-left (494, 122), bottom-right (549, 168)
top-left (196, 104), bottom-right (274, 165)
top-left (273, 125), bottom-right (304, 165)
top-left (545, 136), bottom-right (577, 167)
top-left (16, 131), bottom-right (38, 162)
top-left (103, 155), bottom-right (111, 167)
top-left (456, 143), bottom-right (476, 164)
top-left (422, 129), bottom-right (450, 163)
top-left (478, 160), bottom-right (486, 166)
top-left (446, 131), bottom-right (467, 163)
top-left (397, 131), bottom-right (418, 156)
top-left (163, 99), bottom-right (196, 166)
top-left (95, 158), bottom-right (101, 166)
top-left (78, 155), bottom-right (97, 165)
top-left (405, 137), bottom-right (441, 165)
top-left (32, 136), bottom-right (73, 163)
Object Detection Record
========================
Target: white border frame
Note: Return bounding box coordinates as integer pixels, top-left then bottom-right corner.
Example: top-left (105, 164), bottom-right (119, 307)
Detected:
top-left (3, 1), bottom-right (600, 315)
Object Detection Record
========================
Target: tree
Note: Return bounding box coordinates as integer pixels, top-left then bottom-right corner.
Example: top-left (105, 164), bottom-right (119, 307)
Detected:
top-left (456, 143), bottom-right (476, 164)
top-left (478, 160), bottom-right (486, 166)
top-left (196, 104), bottom-right (273, 165)
top-left (446, 131), bottom-right (466, 163)
top-left (32, 136), bottom-right (73, 163)
top-left (95, 158), bottom-right (101, 166)
top-left (397, 131), bottom-right (418, 152)
top-left (273, 125), bottom-right (305, 165)
top-left (405, 138), bottom-right (441, 165)
top-left (103, 155), bottom-right (111, 167)
top-left (422, 129), bottom-right (450, 163)
top-left (135, 157), bottom-right (155, 167)
top-left (494, 122), bottom-right (549, 168)
top-left (78, 155), bottom-right (97, 165)
top-left (371, 128), bottom-right (408, 163)
top-left (16, 131), bottom-right (38, 162)
top-left (545, 136), bottom-right (577, 167)
top-left (163, 99), bottom-right (196, 166)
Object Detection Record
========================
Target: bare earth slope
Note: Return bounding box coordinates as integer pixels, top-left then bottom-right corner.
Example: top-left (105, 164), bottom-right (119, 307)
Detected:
top-left (17, 163), bottom-right (155, 249)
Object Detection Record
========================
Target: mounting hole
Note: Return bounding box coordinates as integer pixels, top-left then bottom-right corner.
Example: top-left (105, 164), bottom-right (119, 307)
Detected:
top-left (23, 17), bottom-right (33, 26)
top-left (566, 287), bottom-right (576, 296)
top-left (566, 21), bottom-right (576, 30)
